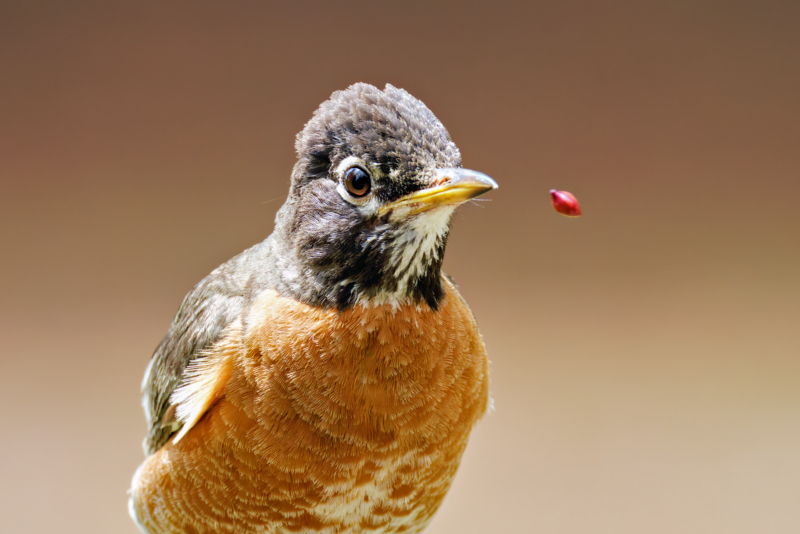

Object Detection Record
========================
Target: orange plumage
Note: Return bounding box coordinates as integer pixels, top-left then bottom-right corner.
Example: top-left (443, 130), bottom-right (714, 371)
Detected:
top-left (131, 279), bottom-right (489, 533)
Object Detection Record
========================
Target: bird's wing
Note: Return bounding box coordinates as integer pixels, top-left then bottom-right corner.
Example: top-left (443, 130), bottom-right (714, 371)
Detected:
top-left (141, 242), bottom-right (269, 455)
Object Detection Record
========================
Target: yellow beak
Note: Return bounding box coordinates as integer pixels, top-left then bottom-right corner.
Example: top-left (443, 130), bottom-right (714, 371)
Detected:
top-left (379, 168), bottom-right (498, 216)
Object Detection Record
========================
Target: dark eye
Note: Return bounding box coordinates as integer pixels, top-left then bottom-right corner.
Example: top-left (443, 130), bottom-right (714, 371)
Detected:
top-left (343, 167), bottom-right (371, 197)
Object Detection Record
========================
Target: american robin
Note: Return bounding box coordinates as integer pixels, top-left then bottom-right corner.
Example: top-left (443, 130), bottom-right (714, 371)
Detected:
top-left (129, 83), bottom-right (497, 534)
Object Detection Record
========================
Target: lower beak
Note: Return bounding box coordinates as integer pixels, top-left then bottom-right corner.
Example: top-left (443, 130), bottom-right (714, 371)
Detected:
top-left (380, 168), bottom-right (498, 216)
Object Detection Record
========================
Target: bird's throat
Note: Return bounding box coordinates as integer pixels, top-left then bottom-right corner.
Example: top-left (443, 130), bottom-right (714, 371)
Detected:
top-left (274, 205), bottom-right (452, 311)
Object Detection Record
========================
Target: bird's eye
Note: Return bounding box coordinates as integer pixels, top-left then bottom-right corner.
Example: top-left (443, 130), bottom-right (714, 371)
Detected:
top-left (343, 167), bottom-right (371, 197)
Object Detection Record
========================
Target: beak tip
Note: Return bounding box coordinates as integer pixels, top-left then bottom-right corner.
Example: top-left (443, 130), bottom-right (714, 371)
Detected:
top-left (473, 172), bottom-right (498, 195)
top-left (438, 168), bottom-right (497, 192)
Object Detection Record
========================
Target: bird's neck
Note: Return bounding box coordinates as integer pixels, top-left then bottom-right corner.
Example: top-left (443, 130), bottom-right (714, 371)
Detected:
top-left (269, 207), bottom-right (450, 311)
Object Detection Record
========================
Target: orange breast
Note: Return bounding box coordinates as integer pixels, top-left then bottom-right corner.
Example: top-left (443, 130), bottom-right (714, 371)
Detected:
top-left (131, 278), bottom-right (489, 533)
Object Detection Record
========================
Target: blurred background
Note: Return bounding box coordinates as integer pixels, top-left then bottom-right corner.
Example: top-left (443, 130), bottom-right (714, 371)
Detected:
top-left (2, 0), bottom-right (799, 532)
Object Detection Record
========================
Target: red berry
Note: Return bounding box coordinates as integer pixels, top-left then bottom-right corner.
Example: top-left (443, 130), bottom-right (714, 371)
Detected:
top-left (550, 189), bottom-right (581, 217)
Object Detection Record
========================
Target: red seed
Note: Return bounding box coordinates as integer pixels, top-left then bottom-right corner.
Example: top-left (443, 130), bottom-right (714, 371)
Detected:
top-left (550, 189), bottom-right (582, 217)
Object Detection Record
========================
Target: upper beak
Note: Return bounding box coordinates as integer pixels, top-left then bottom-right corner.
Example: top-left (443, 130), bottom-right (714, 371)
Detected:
top-left (379, 168), bottom-right (498, 216)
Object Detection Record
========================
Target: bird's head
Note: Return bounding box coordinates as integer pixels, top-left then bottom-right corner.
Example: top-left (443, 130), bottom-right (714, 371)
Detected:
top-left (272, 83), bottom-right (496, 310)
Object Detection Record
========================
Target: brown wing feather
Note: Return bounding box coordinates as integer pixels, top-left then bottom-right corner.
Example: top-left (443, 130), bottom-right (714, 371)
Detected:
top-left (141, 240), bottom-right (272, 454)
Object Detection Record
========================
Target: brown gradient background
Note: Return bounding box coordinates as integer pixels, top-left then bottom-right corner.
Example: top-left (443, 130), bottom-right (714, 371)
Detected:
top-left (2, 1), bottom-right (799, 532)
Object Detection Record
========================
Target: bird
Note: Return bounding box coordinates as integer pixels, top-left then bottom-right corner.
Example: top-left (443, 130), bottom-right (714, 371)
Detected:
top-left (129, 83), bottom-right (497, 534)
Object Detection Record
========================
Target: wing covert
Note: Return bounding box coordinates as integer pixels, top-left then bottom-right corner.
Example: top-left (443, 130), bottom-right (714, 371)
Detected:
top-left (141, 240), bottom-right (271, 454)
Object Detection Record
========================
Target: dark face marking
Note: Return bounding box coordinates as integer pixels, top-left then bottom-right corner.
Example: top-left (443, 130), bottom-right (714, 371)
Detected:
top-left (291, 180), bottom-right (398, 308)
